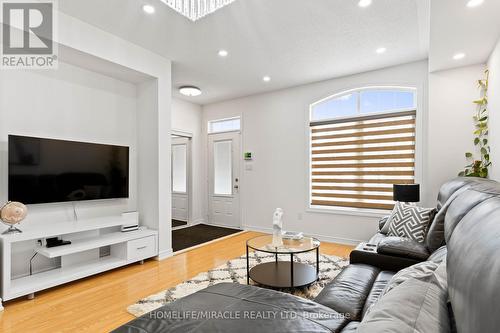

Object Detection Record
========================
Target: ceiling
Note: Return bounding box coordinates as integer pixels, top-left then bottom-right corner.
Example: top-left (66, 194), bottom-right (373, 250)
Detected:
top-left (429, 0), bottom-right (500, 72)
top-left (59, 0), bottom-right (430, 105)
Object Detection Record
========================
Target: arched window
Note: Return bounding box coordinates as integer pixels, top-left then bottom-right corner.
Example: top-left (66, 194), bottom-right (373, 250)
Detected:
top-left (309, 87), bottom-right (417, 211)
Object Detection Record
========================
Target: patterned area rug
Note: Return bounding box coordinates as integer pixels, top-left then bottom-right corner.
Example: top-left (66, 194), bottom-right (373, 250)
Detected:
top-left (127, 251), bottom-right (349, 317)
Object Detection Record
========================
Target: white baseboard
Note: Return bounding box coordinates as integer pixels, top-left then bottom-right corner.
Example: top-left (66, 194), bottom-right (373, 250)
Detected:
top-left (0, 298), bottom-right (3, 311)
top-left (243, 225), bottom-right (364, 246)
top-left (156, 248), bottom-right (173, 261)
top-left (189, 218), bottom-right (205, 226)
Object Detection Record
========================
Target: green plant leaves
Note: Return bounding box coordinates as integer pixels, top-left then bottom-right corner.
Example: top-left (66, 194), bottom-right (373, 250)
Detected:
top-left (460, 69), bottom-right (491, 179)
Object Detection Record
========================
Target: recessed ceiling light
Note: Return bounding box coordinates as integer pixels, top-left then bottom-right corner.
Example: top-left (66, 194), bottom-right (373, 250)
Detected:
top-left (453, 53), bottom-right (466, 60)
top-left (358, 0), bottom-right (373, 8)
top-left (466, 0), bottom-right (484, 8)
top-left (263, 76), bottom-right (271, 82)
top-left (218, 49), bottom-right (229, 57)
top-left (376, 47), bottom-right (387, 54)
top-left (179, 86), bottom-right (202, 97)
top-left (142, 4), bottom-right (155, 14)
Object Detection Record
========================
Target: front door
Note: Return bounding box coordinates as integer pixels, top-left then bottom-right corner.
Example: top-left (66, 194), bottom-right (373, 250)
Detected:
top-left (208, 132), bottom-right (240, 228)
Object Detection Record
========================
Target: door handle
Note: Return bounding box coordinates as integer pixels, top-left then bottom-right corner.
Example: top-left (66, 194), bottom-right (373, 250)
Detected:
top-left (234, 185), bottom-right (239, 189)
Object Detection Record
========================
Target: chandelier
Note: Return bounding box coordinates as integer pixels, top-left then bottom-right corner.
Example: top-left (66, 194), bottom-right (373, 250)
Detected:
top-left (160, 0), bottom-right (237, 22)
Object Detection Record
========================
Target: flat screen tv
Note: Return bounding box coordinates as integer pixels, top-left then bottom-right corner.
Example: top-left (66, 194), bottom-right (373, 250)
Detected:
top-left (8, 135), bottom-right (129, 204)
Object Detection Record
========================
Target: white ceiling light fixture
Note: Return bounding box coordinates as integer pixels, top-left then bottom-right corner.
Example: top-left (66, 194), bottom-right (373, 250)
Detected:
top-left (218, 49), bottom-right (229, 57)
top-left (453, 52), bottom-right (466, 60)
top-left (358, 0), bottom-right (373, 8)
top-left (179, 86), bottom-right (202, 97)
top-left (263, 76), bottom-right (271, 82)
top-left (160, 0), bottom-right (237, 21)
top-left (142, 4), bottom-right (155, 14)
top-left (375, 47), bottom-right (387, 54)
top-left (466, 0), bottom-right (484, 8)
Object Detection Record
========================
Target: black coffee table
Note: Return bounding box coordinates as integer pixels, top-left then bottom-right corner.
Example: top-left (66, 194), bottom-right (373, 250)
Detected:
top-left (246, 235), bottom-right (320, 288)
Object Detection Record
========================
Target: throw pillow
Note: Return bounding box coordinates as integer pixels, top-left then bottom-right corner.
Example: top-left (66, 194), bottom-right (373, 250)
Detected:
top-left (387, 202), bottom-right (435, 243)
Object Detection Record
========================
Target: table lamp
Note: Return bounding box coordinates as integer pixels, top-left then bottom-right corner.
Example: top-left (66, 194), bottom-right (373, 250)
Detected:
top-left (393, 184), bottom-right (420, 204)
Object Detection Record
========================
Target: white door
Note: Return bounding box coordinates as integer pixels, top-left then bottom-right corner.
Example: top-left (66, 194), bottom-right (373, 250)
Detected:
top-left (208, 132), bottom-right (240, 228)
top-left (172, 137), bottom-right (189, 222)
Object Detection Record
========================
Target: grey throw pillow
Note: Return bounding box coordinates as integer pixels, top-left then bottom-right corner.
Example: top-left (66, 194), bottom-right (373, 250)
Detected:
top-left (387, 202), bottom-right (435, 243)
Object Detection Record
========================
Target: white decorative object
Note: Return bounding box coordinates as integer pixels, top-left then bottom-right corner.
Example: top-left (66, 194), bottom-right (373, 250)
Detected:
top-left (272, 208), bottom-right (284, 247)
top-left (161, 0), bottom-right (237, 21)
top-left (0, 201), bottom-right (28, 234)
top-left (282, 231), bottom-right (304, 240)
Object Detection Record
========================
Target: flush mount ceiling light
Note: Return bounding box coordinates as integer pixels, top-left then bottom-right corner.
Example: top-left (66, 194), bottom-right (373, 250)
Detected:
top-left (179, 86), bottom-right (202, 97)
top-left (466, 0), bottom-right (484, 8)
top-left (263, 76), bottom-right (271, 82)
top-left (358, 0), bottom-right (373, 8)
top-left (218, 49), bottom-right (229, 57)
top-left (453, 52), bottom-right (466, 60)
top-left (142, 4), bottom-right (155, 14)
top-left (376, 47), bottom-right (387, 54)
top-left (160, 0), bottom-right (237, 21)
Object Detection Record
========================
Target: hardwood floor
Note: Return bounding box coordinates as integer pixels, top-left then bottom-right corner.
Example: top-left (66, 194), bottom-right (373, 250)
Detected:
top-left (0, 231), bottom-right (354, 333)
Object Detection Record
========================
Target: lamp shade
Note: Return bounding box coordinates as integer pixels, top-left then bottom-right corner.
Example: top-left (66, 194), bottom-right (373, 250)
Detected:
top-left (393, 184), bottom-right (420, 203)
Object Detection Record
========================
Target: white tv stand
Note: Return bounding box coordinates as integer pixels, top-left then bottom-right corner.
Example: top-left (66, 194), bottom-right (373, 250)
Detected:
top-left (0, 215), bottom-right (158, 308)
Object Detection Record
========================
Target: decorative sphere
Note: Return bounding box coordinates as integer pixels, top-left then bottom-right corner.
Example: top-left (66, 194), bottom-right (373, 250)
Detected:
top-left (0, 202), bottom-right (28, 225)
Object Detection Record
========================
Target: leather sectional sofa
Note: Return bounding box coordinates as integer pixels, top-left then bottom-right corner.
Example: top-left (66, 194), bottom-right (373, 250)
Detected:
top-left (114, 177), bottom-right (500, 332)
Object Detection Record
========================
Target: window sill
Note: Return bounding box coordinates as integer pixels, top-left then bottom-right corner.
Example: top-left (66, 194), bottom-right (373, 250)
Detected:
top-left (306, 206), bottom-right (390, 218)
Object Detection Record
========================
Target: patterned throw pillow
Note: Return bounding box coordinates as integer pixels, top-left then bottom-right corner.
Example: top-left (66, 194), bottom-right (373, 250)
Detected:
top-left (387, 202), bottom-right (435, 243)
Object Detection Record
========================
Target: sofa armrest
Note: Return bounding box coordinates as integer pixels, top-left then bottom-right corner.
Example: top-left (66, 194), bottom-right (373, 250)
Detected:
top-left (350, 242), bottom-right (422, 271)
top-left (377, 237), bottom-right (430, 261)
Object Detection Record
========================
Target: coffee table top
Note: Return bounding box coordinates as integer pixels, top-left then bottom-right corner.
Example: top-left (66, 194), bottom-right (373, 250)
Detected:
top-left (246, 235), bottom-right (320, 254)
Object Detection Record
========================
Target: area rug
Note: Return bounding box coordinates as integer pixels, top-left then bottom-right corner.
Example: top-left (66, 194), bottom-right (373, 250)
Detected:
top-left (127, 251), bottom-right (349, 317)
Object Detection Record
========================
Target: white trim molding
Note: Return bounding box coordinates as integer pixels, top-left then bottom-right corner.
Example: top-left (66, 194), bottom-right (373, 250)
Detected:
top-left (156, 248), bottom-right (174, 261)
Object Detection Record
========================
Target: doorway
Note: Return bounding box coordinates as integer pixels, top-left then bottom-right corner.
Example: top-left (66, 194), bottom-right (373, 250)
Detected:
top-left (171, 133), bottom-right (191, 229)
top-left (208, 131), bottom-right (241, 228)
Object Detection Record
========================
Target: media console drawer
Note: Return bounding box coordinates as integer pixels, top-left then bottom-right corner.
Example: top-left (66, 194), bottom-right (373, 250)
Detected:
top-left (127, 236), bottom-right (156, 261)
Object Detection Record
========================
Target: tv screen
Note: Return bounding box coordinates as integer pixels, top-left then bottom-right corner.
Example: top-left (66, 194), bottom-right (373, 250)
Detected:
top-left (8, 135), bottom-right (129, 204)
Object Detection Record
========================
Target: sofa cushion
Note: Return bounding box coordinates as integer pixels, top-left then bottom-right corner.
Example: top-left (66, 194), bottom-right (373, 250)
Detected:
top-left (113, 283), bottom-right (349, 333)
top-left (427, 245), bottom-right (447, 264)
top-left (383, 260), bottom-right (440, 295)
top-left (340, 321), bottom-right (360, 332)
top-left (446, 193), bottom-right (500, 333)
top-left (426, 178), bottom-right (482, 252)
top-left (314, 264), bottom-right (379, 321)
top-left (387, 202), bottom-right (435, 243)
top-left (361, 271), bottom-right (394, 319)
top-left (377, 236), bottom-right (430, 261)
top-left (357, 263), bottom-right (450, 333)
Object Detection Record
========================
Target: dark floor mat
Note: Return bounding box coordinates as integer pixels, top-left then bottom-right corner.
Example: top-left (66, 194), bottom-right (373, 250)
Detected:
top-left (172, 219), bottom-right (187, 228)
top-left (172, 224), bottom-right (241, 252)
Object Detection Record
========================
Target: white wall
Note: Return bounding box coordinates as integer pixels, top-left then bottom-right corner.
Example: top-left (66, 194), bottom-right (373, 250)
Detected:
top-left (202, 61), bottom-right (428, 244)
top-left (425, 64), bottom-right (486, 204)
top-left (0, 62), bottom-right (138, 220)
top-left (171, 98), bottom-right (206, 224)
top-left (0, 11), bottom-right (173, 258)
top-left (488, 38), bottom-right (500, 181)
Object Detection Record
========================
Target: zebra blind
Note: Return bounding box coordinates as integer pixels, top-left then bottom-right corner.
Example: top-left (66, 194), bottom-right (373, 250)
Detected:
top-left (310, 110), bottom-right (416, 210)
